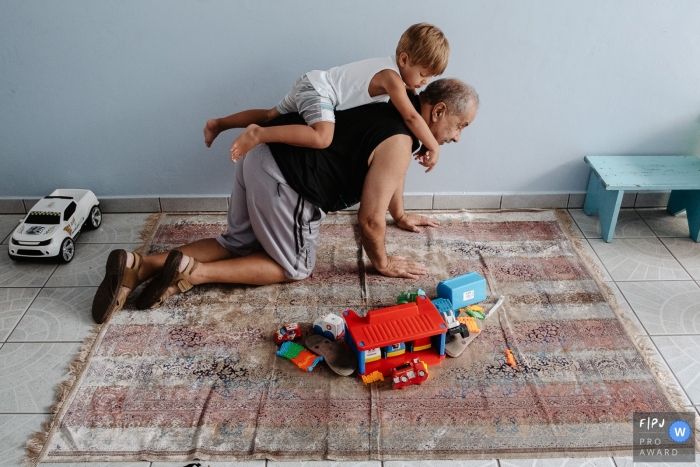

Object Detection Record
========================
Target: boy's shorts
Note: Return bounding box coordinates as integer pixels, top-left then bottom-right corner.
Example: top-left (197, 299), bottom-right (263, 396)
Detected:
top-left (217, 144), bottom-right (326, 280)
top-left (276, 75), bottom-right (336, 125)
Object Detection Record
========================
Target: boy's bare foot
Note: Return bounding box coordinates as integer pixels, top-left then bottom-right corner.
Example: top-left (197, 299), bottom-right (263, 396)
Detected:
top-left (230, 124), bottom-right (260, 161)
top-left (204, 119), bottom-right (221, 148)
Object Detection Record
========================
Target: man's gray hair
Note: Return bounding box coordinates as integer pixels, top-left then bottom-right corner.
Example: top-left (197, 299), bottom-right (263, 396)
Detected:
top-left (419, 78), bottom-right (479, 115)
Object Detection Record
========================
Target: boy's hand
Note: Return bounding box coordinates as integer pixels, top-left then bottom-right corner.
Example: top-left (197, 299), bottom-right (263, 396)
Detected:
top-left (414, 145), bottom-right (440, 173)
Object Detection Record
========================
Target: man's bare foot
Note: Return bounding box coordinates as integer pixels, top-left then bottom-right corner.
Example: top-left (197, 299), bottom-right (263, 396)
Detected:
top-left (230, 124), bottom-right (260, 161)
top-left (204, 119), bottom-right (221, 148)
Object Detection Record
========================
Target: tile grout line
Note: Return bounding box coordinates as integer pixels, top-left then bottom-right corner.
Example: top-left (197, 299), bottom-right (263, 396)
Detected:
top-left (660, 238), bottom-right (696, 281)
top-left (635, 207), bottom-right (696, 280)
top-left (639, 333), bottom-right (700, 337)
top-left (1, 288), bottom-right (43, 346)
top-left (585, 237), bottom-right (616, 282)
top-left (6, 341), bottom-right (88, 344)
top-left (611, 280), bottom-right (653, 337)
top-left (611, 279), bottom-right (698, 282)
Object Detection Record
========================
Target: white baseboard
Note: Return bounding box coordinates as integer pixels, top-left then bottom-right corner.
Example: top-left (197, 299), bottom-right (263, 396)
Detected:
top-left (0, 191), bottom-right (672, 214)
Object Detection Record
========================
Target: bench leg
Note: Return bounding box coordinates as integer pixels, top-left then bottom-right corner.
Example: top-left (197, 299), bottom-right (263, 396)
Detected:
top-left (667, 190), bottom-right (700, 242)
top-left (583, 171), bottom-right (601, 216)
top-left (583, 170), bottom-right (623, 242)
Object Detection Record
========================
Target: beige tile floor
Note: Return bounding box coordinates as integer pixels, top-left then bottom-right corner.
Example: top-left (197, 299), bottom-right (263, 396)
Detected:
top-left (0, 210), bottom-right (698, 467)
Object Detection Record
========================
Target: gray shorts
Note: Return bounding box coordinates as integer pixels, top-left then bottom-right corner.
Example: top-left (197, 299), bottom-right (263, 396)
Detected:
top-left (275, 75), bottom-right (336, 125)
top-left (217, 144), bottom-right (326, 280)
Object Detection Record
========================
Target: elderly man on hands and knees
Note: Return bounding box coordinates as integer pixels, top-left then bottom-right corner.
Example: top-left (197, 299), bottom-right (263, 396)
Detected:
top-left (91, 78), bottom-right (479, 324)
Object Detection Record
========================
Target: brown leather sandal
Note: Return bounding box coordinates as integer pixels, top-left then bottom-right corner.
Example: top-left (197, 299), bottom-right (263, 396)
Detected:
top-left (91, 249), bottom-right (144, 324)
top-left (136, 250), bottom-right (198, 310)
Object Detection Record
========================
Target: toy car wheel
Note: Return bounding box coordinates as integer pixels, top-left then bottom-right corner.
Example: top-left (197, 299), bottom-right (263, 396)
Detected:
top-left (418, 370), bottom-right (426, 377)
top-left (400, 376), bottom-right (408, 383)
top-left (84, 205), bottom-right (102, 229)
top-left (58, 238), bottom-right (75, 263)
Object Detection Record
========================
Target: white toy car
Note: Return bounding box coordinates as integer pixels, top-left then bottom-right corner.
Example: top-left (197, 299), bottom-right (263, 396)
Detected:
top-left (313, 313), bottom-right (345, 340)
top-left (8, 189), bottom-right (101, 263)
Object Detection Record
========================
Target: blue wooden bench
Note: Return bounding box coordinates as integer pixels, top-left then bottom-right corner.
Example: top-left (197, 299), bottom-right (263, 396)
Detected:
top-left (583, 155), bottom-right (700, 242)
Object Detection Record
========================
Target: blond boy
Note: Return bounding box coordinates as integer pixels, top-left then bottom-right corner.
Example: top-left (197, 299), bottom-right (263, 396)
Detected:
top-left (204, 23), bottom-right (450, 172)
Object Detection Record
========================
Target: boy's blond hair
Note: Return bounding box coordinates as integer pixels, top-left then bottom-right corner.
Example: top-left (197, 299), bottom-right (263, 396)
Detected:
top-left (396, 23), bottom-right (450, 75)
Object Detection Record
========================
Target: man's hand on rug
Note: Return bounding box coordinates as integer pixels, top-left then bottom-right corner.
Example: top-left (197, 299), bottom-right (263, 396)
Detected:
top-left (395, 213), bottom-right (440, 233)
top-left (378, 255), bottom-right (429, 279)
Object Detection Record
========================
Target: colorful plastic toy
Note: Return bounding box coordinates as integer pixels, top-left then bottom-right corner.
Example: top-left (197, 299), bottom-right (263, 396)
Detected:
top-left (273, 323), bottom-right (302, 345)
top-left (385, 342), bottom-right (406, 358)
top-left (457, 316), bottom-right (481, 334)
top-left (276, 341), bottom-right (324, 372)
top-left (343, 295), bottom-right (447, 377)
top-left (313, 313), bottom-right (345, 340)
top-left (505, 349), bottom-right (517, 368)
top-left (459, 307), bottom-right (486, 320)
top-left (437, 272), bottom-right (486, 309)
top-left (8, 189), bottom-right (101, 263)
top-left (441, 309), bottom-right (470, 338)
top-left (431, 297), bottom-right (453, 314)
top-left (484, 295), bottom-right (506, 319)
top-left (396, 288), bottom-right (426, 305)
top-left (361, 370), bottom-right (384, 385)
top-left (391, 358), bottom-right (429, 389)
top-left (364, 347), bottom-right (381, 363)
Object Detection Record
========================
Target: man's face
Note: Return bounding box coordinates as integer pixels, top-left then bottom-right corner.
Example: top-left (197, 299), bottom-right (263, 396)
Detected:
top-left (431, 104), bottom-right (477, 145)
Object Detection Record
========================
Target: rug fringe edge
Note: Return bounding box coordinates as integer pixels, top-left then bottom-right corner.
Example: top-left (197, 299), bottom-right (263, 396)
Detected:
top-left (22, 322), bottom-right (106, 466)
top-left (136, 212), bottom-right (165, 255)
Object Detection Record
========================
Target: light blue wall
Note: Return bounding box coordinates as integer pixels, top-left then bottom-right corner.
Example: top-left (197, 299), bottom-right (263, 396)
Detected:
top-left (1, 0), bottom-right (699, 197)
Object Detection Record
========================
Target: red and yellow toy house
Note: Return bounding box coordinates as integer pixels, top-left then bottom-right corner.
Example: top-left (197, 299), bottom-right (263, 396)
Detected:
top-left (343, 295), bottom-right (448, 376)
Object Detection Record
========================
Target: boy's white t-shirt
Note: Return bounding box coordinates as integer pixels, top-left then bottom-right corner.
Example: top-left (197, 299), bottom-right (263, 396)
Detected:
top-left (305, 56), bottom-right (401, 111)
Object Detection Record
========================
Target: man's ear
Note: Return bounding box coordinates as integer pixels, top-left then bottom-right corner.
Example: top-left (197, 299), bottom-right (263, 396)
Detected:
top-left (431, 102), bottom-right (447, 122)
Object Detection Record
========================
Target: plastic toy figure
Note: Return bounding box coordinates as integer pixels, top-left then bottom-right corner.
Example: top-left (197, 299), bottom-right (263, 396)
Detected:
top-left (505, 349), bottom-right (517, 368)
top-left (361, 370), bottom-right (384, 385)
top-left (8, 189), bottom-right (101, 263)
top-left (396, 288), bottom-right (426, 304)
top-left (459, 307), bottom-right (485, 320)
top-left (313, 313), bottom-right (345, 340)
top-left (441, 310), bottom-right (470, 338)
top-left (457, 316), bottom-right (481, 334)
top-left (391, 358), bottom-right (429, 389)
top-left (274, 323), bottom-right (302, 345)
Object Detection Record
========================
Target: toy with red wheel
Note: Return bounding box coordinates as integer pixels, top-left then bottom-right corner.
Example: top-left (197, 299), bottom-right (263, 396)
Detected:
top-left (391, 358), bottom-right (429, 389)
top-left (273, 323), bottom-right (302, 345)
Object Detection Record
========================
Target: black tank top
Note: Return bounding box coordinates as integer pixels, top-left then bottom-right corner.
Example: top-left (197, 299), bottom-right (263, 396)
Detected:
top-left (268, 94), bottom-right (420, 212)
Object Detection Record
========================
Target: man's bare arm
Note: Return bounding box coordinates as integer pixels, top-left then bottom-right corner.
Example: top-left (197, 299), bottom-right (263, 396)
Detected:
top-left (358, 135), bottom-right (428, 279)
top-left (388, 174), bottom-right (406, 222)
top-left (388, 174), bottom-right (440, 234)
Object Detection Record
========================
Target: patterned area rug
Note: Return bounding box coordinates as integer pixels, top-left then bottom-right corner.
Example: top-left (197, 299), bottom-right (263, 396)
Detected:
top-left (29, 210), bottom-right (687, 463)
